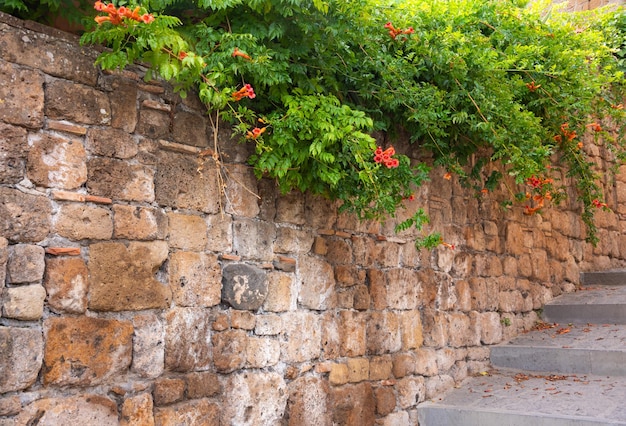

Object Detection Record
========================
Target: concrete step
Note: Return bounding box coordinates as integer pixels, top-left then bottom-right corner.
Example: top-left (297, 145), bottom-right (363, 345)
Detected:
top-left (581, 270), bottom-right (626, 287)
top-left (542, 286), bottom-right (626, 325)
top-left (490, 323), bottom-right (626, 376)
top-left (417, 370), bottom-right (626, 425)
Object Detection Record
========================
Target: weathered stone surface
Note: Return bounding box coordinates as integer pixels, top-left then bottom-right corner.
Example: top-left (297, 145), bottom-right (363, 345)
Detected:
top-left (0, 395), bottom-right (21, 416)
top-left (0, 238), bottom-right (7, 288)
top-left (369, 356), bottom-right (393, 381)
top-left (329, 363), bottom-right (349, 385)
top-left (137, 108), bottom-right (170, 139)
top-left (169, 251), bottom-right (221, 307)
top-left (422, 309), bottom-right (449, 348)
top-left (246, 336), bottom-right (280, 368)
top-left (154, 399), bottom-right (220, 426)
top-left (367, 311), bottom-right (401, 354)
top-left (164, 307), bottom-right (212, 372)
top-left (375, 386), bottom-right (396, 416)
top-left (425, 375), bottom-right (454, 400)
top-left (113, 205), bottom-right (168, 240)
top-left (206, 213), bottom-right (233, 252)
top-left (44, 257), bottom-right (89, 314)
top-left (153, 377), bottom-right (186, 406)
top-left (88, 157), bottom-right (155, 202)
top-left (16, 395), bottom-right (118, 426)
top-left (171, 110), bottom-right (207, 147)
top-left (298, 255), bottom-right (336, 310)
top-left (212, 329), bottom-right (248, 373)
top-left (6, 243), bottom-right (45, 284)
top-left (221, 372), bottom-right (288, 425)
top-left (414, 348), bottom-right (438, 376)
top-left (0, 122), bottom-right (28, 184)
top-left (397, 376), bottom-right (426, 408)
top-left (469, 277), bottom-right (499, 311)
top-left (285, 376), bottom-right (330, 426)
top-left (472, 311), bottom-right (503, 344)
top-left (27, 133), bottom-right (87, 189)
top-left (281, 312), bottom-right (322, 363)
top-left (263, 271), bottom-right (294, 312)
top-left (0, 60), bottom-right (44, 128)
top-left (224, 164), bottom-right (260, 218)
top-left (155, 151), bottom-right (220, 213)
top-left (54, 204), bottom-right (113, 240)
top-left (392, 352), bottom-right (417, 378)
top-left (43, 316), bottom-right (133, 386)
top-left (381, 411), bottom-right (409, 426)
top-left (274, 227), bottom-right (315, 254)
top-left (339, 310), bottom-right (366, 357)
top-left (132, 313), bottom-right (165, 379)
top-left (0, 326), bottom-right (43, 393)
top-left (167, 212), bottom-right (208, 250)
top-left (121, 393), bottom-right (154, 426)
top-left (347, 358), bottom-right (370, 383)
top-left (86, 127), bottom-right (138, 159)
top-left (329, 383), bottom-right (375, 426)
top-left (231, 310), bottom-right (256, 330)
top-left (386, 268), bottom-right (419, 310)
top-left (447, 312), bottom-right (478, 348)
top-left (399, 310), bottom-right (423, 350)
top-left (221, 263), bottom-right (268, 311)
top-left (88, 241), bottom-right (170, 311)
top-left (45, 79), bottom-right (110, 125)
top-left (0, 188), bottom-right (51, 242)
top-left (185, 371), bottom-right (221, 399)
top-left (254, 314), bottom-right (282, 335)
top-left (2, 285), bottom-right (46, 320)
top-left (109, 78), bottom-right (138, 132)
top-left (232, 218), bottom-right (276, 261)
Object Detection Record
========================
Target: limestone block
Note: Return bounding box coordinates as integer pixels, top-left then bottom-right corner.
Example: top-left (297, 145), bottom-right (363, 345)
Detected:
top-left (368, 269), bottom-right (387, 310)
top-left (231, 310), bottom-right (256, 329)
top-left (469, 277), bottom-right (499, 311)
top-left (321, 312), bottom-right (340, 360)
top-left (2, 285), bottom-right (46, 320)
top-left (366, 311), bottom-right (401, 355)
top-left (329, 383), bottom-right (375, 426)
top-left (254, 314), bottom-right (282, 336)
top-left (164, 307), bottom-right (212, 372)
top-left (435, 348), bottom-right (458, 372)
top-left (167, 212), bottom-right (208, 251)
top-left (347, 358), bottom-right (370, 383)
top-left (339, 310), bottom-right (366, 357)
top-left (246, 336), bottom-right (280, 368)
top-left (153, 399), bottom-right (220, 426)
top-left (109, 78), bottom-right (138, 133)
top-left (0, 60), bottom-right (44, 128)
top-left (44, 257), bottom-right (88, 314)
top-left (414, 348), bottom-right (438, 376)
top-left (397, 376), bottom-right (426, 409)
top-left (263, 271), bottom-right (294, 312)
top-left (473, 311), bottom-right (503, 345)
top-left (353, 284), bottom-right (370, 310)
top-left (45, 79), bottom-right (110, 125)
top-left (232, 218), bottom-right (276, 261)
top-left (87, 157), bottom-right (155, 202)
top-left (6, 243), bottom-right (45, 284)
top-left (304, 193), bottom-right (337, 229)
top-left (375, 387), bottom-right (396, 416)
top-left (169, 251), bottom-right (221, 307)
top-left (221, 372), bottom-right (287, 425)
top-left (0, 122), bottom-right (28, 184)
top-left (171, 110), bottom-right (207, 147)
top-left (369, 355), bottom-right (393, 381)
top-left (447, 312), bottom-right (479, 348)
top-left (113, 205), bottom-right (168, 240)
top-left (0, 326), bottom-right (43, 393)
top-left (392, 352), bottom-right (416, 378)
top-left (329, 363), bottom-right (349, 385)
top-left (386, 268), bottom-right (419, 310)
top-left (285, 376), bottom-right (330, 426)
top-left (325, 238), bottom-right (353, 264)
top-left (27, 133), bottom-right (87, 190)
top-left (224, 164), bottom-right (260, 218)
top-left (298, 255), bottom-right (335, 310)
top-left (132, 313), bottom-right (165, 379)
top-left (43, 316), bottom-right (133, 386)
top-left (153, 377), bottom-right (186, 406)
top-left (121, 393), bottom-right (154, 426)
top-left (421, 309), bottom-right (448, 348)
top-left (221, 263), bottom-right (267, 311)
top-left (16, 395), bottom-right (118, 426)
top-left (87, 127), bottom-right (138, 159)
top-left (212, 329), bottom-right (247, 373)
top-left (399, 310), bottom-right (423, 350)
top-left (136, 108), bottom-right (170, 139)
top-left (155, 151), bottom-right (220, 214)
top-left (276, 192), bottom-right (305, 224)
top-left (54, 204), bottom-right (113, 241)
top-left (425, 375), bottom-right (454, 400)
top-left (0, 188), bottom-right (51, 242)
top-left (185, 371), bottom-right (221, 398)
top-left (88, 241), bottom-right (170, 311)
top-left (280, 312), bottom-right (322, 363)
top-left (206, 213), bottom-right (232, 252)
top-left (0, 395), bottom-right (21, 416)
top-left (274, 227), bottom-right (315, 254)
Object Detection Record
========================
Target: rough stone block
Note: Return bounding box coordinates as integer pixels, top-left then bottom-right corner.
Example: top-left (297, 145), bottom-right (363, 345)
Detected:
top-left (254, 314), bottom-right (282, 335)
top-left (369, 355), bottom-right (393, 381)
top-left (221, 372), bottom-right (287, 425)
top-left (168, 212), bottom-right (208, 250)
top-left (375, 386), bottom-right (396, 416)
top-left (305, 193), bottom-right (337, 229)
top-left (0, 188), bottom-right (51, 242)
top-left (54, 204), bottom-right (113, 240)
top-left (473, 311), bottom-right (503, 345)
top-left (325, 238), bottom-right (353, 265)
top-left (0, 326), bottom-right (43, 393)
top-left (88, 241), bottom-right (170, 311)
top-left (367, 311), bottom-right (401, 354)
top-left (246, 336), bottom-right (280, 368)
top-left (263, 271), bottom-right (294, 312)
top-left (154, 399), bottom-right (220, 426)
top-left (425, 375), bottom-right (454, 400)
top-left (185, 371), bottom-right (221, 399)
top-left (298, 255), bottom-right (336, 310)
top-left (2, 284), bottom-right (46, 320)
top-left (221, 263), bottom-right (268, 311)
top-left (280, 312), bottom-right (321, 363)
top-left (0, 122), bottom-right (28, 184)
top-left (113, 205), bottom-right (168, 240)
top-left (153, 377), bottom-right (186, 406)
top-left (45, 79), bottom-right (110, 125)
top-left (285, 376), bottom-right (330, 426)
top-left (224, 164), bottom-right (260, 218)
top-left (329, 363), bottom-right (349, 386)
top-left (121, 393), bottom-right (154, 426)
top-left (386, 268), bottom-right (419, 310)
top-left (230, 310), bottom-right (256, 330)
top-left (27, 133), bottom-right (87, 190)
top-left (169, 251), bottom-right (221, 307)
top-left (43, 257), bottom-right (88, 314)
top-left (447, 312), bottom-right (478, 348)
top-left (16, 395), bottom-right (118, 425)
top-left (206, 213), bottom-right (232, 252)
top-left (136, 108), bottom-right (170, 140)
top-left (164, 307), bottom-right (212, 372)
top-left (212, 329), bottom-right (248, 373)
top-left (43, 316), bottom-right (133, 386)
top-left (232, 218), bottom-right (276, 261)
top-left (339, 310), bottom-right (366, 357)
top-left (171, 110), bottom-right (207, 147)
top-left (469, 277), bottom-right (499, 311)
top-left (155, 151), bottom-right (220, 213)
top-left (0, 60), bottom-right (44, 128)
top-left (85, 127), bottom-right (137, 159)
top-left (347, 358), bottom-right (369, 383)
top-left (397, 376), bottom-right (426, 408)
top-left (274, 227), bottom-right (315, 254)
top-left (329, 383), bottom-right (375, 426)
top-left (0, 395), bottom-right (21, 416)
top-left (0, 237), bottom-right (6, 288)
top-left (414, 348), bottom-right (438, 376)
top-left (109, 78), bottom-right (138, 133)
top-left (87, 157), bottom-right (155, 202)
top-left (132, 313), bottom-right (165, 379)
top-left (392, 352), bottom-right (417, 378)
top-left (399, 310), bottom-right (423, 350)
top-left (6, 243), bottom-right (45, 284)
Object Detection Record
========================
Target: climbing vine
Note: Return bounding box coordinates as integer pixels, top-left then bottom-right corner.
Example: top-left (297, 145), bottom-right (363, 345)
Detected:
top-left (4, 0), bottom-right (625, 246)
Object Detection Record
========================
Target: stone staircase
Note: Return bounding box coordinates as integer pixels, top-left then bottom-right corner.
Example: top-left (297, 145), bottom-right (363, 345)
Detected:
top-left (417, 271), bottom-right (626, 426)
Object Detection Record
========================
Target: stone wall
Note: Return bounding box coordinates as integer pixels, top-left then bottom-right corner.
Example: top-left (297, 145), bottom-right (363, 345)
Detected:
top-left (1, 10), bottom-right (625, 426)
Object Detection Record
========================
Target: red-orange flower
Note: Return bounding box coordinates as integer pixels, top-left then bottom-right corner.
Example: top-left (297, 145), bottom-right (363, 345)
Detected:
top-left (592, 199), bottom-right (608, 209)
top-left (246, 127), bottom-right (266, 139)
top-left (373, 146), bottom-right (399, 168)
top-left (232, 84), bottom-right (256, 101)
top-left (525, 81), bottom-right (541, 92)
top-left (232, 48), bottom-right (252, 61)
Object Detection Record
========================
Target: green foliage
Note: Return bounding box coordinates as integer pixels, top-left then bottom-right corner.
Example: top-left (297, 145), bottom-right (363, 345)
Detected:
top-left (11, 0), bottom-right (626, 246)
